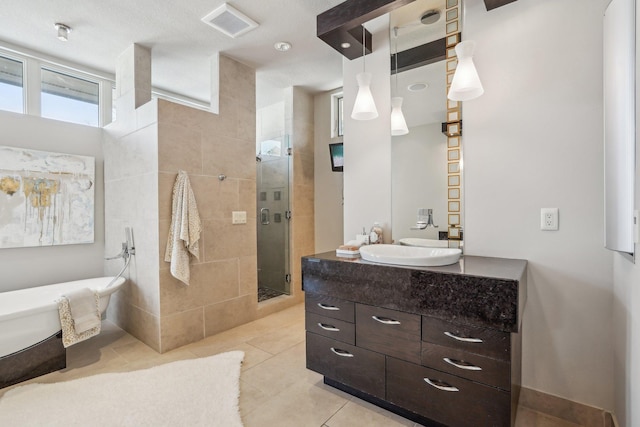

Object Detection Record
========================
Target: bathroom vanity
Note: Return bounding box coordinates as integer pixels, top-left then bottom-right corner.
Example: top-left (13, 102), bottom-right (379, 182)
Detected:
top-left (302, 252), bottom-right (527, 427)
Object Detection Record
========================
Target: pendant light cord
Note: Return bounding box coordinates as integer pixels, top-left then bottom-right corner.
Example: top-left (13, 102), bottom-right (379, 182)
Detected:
top-left (362, 25), bottom-right (366, 73)
top-left (394, 27), bottom-right (399, 96)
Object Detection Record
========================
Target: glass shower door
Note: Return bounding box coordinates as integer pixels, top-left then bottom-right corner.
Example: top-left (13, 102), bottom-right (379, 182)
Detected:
top-left (256, 136), bottom-right (291, 301)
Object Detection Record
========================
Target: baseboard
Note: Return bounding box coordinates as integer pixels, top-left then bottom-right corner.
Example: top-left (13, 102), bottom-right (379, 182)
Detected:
top-left (519, 387), bottom-right (614, 427)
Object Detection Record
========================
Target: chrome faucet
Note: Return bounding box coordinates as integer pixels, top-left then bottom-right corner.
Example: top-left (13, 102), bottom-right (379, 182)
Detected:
top-left (411, 208), bottom-right (438, 230)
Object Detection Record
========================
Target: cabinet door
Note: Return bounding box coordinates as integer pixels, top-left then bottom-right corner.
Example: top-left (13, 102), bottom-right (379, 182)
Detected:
top-left (421, 341), bottom-right (511, 391)
top-left (305, 312), bottom-right (355, 345)
top-left (387, 357), bottom-right (511, 427)
top-left (305, 293), bottom-right (355, 322)
top-left (306, 332), bottom-right (385, 399)
top-left (422, 316), bottom-right (510, 361)
top-left (356, 304), bottom-right (421, 364)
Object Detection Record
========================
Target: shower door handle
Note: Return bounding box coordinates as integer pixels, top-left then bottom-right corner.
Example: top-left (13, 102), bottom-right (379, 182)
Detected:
top-left (261, 208), bottom-right (270, 225)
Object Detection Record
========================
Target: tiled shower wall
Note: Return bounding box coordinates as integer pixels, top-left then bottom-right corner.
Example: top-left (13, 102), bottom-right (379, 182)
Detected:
top-left (105, 56), bottom-right (256, 352)
top-left (105, 56), bottom-right (314, 353)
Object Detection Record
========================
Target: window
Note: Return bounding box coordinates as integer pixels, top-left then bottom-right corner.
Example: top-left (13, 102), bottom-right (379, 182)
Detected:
top-left (337, 95), bottom-right (344, 137)
top-left (41, 68), bottom-right (99, 126)
top-left (331, 91), bottom-right (344, 138)
top-left (0, 55), bottom-right (24, 113)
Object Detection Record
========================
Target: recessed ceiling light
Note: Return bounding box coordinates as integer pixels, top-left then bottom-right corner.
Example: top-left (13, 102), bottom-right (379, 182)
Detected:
top-left (341, 42), bottom-right (351, 49)
top-left (420, 9), bottom-right (441, 25)
top-left (54, 23), bottom-right (71, 42)
top-left (408, 82), bottom-right (428, 92)
top-left (274, 41), bottom-right (292, 52)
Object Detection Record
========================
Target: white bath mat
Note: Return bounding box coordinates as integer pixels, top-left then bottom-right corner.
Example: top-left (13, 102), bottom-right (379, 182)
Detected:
top-left (0, 351), bottom-right (244, 426)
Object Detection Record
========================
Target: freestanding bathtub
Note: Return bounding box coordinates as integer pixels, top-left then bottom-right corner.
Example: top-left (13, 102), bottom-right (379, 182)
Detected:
top-left (0, 276), bottom-right (126, 359)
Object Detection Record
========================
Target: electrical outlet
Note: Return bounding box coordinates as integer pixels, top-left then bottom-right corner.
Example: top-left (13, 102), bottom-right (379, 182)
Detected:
top-left (232, 211), bottom-right (247, 224)
top-left (541, 208), bottom-right (559, 231)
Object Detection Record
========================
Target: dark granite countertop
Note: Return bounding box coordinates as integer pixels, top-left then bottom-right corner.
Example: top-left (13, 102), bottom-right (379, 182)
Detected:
top-left (302, 252), bottom-right (527, 333)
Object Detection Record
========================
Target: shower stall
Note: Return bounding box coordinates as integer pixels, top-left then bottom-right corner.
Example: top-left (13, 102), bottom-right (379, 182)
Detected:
top-left (256, 136), bottom-right (291, 302)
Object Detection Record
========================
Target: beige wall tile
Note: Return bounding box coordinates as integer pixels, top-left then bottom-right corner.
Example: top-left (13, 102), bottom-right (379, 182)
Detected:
top-left (292, 184), bottom-right (314, 217)
top-left (157, 99), bottom-right (214, 133)
top-left (202, 134), bottom-right (255, 180)
top-left (158, 172), bottom-right (177, 222)
top-left (204, 294), bottom-right (257, 337)
top-left (158, 121), bottom-right (202, 174)
top-left (239, 255), bottom-right (257, 296)
top-left (107, 296), bottom-right (160, 352)
top-left (160, 307), bottom-right (204, 353)
top-left (237, 103), bottom-right (256, 143)
top-left (293, 150), bottom-right (314, 184)
top-left (238, 179), bottom-right (257, 220)
top-left (196, 259), bottom-right (240, 306)
top-left (202, 219), bottom-right (256, 261)
top-left (219, 56), bottom-right (255, 110)
top-left (159, 268), bottom-right (202, 315)
top-left (189, 175), bottom-right (239, 221)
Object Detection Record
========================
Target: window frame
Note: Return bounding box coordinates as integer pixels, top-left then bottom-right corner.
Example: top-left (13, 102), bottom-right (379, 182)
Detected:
top-left (0, 46), bottom-right (113, 127)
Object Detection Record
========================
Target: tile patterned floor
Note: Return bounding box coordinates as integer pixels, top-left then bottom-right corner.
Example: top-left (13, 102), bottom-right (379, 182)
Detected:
top-left (1, 303), bottom-right (586, 426)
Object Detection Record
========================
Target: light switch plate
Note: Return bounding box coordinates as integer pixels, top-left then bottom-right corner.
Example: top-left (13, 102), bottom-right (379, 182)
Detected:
top-left (541, 208), bottom-right (559, 231)
top-left (232, 211), bottom-right (247, 224)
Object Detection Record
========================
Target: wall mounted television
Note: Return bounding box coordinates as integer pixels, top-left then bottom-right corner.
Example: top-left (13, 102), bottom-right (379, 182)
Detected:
top-left (329, 143), bottom-right (343, 172)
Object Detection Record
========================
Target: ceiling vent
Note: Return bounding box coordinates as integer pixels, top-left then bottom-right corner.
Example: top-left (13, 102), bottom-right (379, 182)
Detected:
top-left (201, 3), bottom-right (259, 38)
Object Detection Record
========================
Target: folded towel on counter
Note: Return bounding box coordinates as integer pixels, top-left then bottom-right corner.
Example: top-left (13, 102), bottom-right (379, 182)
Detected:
top-left (164, 170), bottom-right (202, 285)
top-left (58, 289), bottom-right (101, 348)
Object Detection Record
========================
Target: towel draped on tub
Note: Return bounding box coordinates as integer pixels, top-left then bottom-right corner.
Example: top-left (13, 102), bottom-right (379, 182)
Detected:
top-left (164, 170), bottom-right (202, 285)
top-left (58, 288), bottom-right (101, 348)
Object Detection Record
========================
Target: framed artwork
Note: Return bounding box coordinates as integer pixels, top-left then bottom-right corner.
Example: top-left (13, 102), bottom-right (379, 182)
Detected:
top-left (0, 146), bottom-right (95, 248)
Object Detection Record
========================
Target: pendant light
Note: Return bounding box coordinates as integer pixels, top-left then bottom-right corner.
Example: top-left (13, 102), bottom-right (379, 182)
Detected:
top-left (447, 40), bottom-right (484, 101)
top-left (390, 27), bottom-right (408, 136)
top-left (351, 25), bottom-right (378, 120)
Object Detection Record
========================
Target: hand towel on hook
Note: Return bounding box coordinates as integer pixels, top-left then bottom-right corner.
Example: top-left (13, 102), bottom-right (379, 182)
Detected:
top-left (165, 170), bottom-right (202, 285)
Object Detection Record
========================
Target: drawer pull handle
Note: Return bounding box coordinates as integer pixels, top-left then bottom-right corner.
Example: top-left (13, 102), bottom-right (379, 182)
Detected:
top-left (330, 347), bottom-right (354, 358)
top-left (318, 323), bottom-right (340, 332)
top-left (444, 331), bottom-right (483, 343)
top-left (318, 303), bottom-right (340, 311)
top-left (372, 315), bottom-right (401, 325)
top-left (443, 357), bottom-right (482, 371)
top-left (424, 378), bottom-right (459, 392)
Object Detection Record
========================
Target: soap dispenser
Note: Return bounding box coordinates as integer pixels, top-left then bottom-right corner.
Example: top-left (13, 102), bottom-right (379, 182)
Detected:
top-left (369, 222), bottom-right (383, 244)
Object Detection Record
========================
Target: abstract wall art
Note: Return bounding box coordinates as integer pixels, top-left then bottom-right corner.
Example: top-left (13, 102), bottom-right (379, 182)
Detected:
top-left (0, 146), bottom-right (95, 248)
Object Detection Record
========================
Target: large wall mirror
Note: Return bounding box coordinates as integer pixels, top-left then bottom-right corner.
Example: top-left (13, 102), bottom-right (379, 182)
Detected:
top-left (389, 0), bottom-right (463, 248)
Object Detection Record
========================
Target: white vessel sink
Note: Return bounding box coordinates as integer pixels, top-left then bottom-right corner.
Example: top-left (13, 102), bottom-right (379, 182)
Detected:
top-left (399, 238), bottom-right (449, 248)
top-left (359, 244), bottom-right (461, 267)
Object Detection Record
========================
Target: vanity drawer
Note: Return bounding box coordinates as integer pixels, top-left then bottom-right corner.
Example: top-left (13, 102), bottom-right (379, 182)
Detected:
top-left (306, 332), bottom-right (385, 399)
top-left (305, 312), bottom-right (355, 345)
top-left (421, 341), bottom-right (511, 391)
top-left (356, 304), bottom-right (421, 364)
top-left (387, 357), bottom-right (511, 427)
top-left (422, 316), bottom-right (510, 361)
top-left (305, 293), bottom-right (355, 323)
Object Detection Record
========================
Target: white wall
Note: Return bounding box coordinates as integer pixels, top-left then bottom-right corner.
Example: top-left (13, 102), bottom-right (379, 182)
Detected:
top-left (0, 111), bottom-right (105, 291)
top-left (611, 1), bottom-right (640, 423)
top-left (343, 16), bottom-right (392, 243)
top-left (314, 89), bottom-right (344, 252)
top-left (391, 122), bottom-right (448, 242)
top-left (464, 0), bottom-right (613, 411)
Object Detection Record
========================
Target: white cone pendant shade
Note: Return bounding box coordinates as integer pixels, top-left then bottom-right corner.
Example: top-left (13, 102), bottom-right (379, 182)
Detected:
top-left (351, 72), bottom-right (379, 120)
top-left (390, 97), bottom-right (408, 135)
top-left (448, 40), bottom-right (484, 101)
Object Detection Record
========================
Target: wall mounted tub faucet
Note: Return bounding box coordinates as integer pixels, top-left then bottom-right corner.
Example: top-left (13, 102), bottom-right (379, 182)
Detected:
top-left (411, 208), bottom-right (438, 230)
top-left (105, 227), bottom-right (135, 288)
